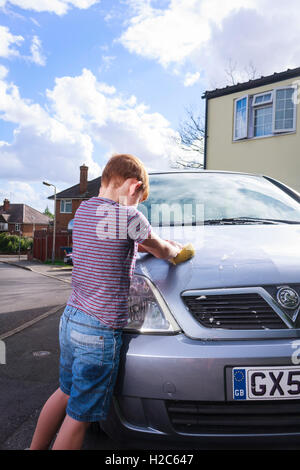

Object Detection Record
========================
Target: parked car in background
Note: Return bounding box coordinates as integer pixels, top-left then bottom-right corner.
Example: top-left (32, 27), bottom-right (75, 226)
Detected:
top-left (63, 247), bottom-right (73, 265)
top-left (97, 170), bottom-right (300, 448)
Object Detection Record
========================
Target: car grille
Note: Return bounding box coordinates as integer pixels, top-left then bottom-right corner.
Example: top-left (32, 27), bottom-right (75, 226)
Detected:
top-left (182, 293), bottom-right (287, 330)
top-left (166, 400), bottom-right (300, 435)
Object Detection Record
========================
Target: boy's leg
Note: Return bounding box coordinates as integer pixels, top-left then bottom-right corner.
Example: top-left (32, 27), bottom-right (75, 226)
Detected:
top-left (51, 415), bottom-right (90, 450)
top-left (29, 388), bottom-right (69, 450)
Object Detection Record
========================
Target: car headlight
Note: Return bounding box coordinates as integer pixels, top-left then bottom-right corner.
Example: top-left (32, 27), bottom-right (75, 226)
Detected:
top-left (124, 274), bottom-right (181, 334)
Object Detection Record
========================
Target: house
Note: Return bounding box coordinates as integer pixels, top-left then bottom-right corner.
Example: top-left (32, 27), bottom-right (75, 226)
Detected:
top-left (48, 165), bottom-right (101, 232)
top-left (201, 66), bottom-right (300, 193)
top-left (0, 199), bottom-right (51, 237)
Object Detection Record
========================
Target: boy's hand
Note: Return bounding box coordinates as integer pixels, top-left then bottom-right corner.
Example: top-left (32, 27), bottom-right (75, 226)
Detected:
top-left (164, 241), bottom-right (182, 260)
top-left (137, 244), bottom-right (149, 252)
top-left (138, 232), bottom-right (183, 261)
top-left (164, 240), bottom-right (183, 250)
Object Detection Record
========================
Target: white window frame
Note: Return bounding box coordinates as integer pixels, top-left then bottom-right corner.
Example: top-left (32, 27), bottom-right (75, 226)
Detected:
top-left (15, 223), bottom-right (21, 231)
top-left (252, 91), bottom-right (273, 106)
top-left (233, 95), bottom-right (249, 141)
top-left (251, 91), bottom-right (274, 138)
top-left (272, 85), bottom-right (297, 134)
top-left (233, 85), bottom-right (298, 141)
top-left (60, 199), bottom-right (72, 214)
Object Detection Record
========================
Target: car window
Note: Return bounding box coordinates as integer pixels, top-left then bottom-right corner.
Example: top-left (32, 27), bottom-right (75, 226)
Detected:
top-left (138, 173), bottom-right (300, 226)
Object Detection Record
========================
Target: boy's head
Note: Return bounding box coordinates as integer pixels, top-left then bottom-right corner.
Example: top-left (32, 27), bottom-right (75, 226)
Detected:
top-left (100, 154), bottom-right (149, 205)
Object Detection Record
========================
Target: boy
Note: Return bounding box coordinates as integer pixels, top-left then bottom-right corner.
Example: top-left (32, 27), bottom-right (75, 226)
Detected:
top-left (29, 154), bottom-right (182, 450)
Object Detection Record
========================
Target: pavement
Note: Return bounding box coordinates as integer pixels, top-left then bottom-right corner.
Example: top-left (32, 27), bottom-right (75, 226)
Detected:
top-left (0, 255), bottom-right (72, 284)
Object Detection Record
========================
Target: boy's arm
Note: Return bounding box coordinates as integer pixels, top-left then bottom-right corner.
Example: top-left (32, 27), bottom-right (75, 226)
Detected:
top-left (138, 231), bottom-right (182, 260)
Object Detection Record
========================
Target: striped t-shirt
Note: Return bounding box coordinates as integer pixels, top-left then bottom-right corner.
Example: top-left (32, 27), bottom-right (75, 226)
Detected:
top-left (67, 196), bottom-right (152, 328)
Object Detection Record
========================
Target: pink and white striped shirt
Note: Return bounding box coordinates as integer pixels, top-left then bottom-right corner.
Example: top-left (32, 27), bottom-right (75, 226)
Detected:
top-left (67, 196), bottom-right (152, 328)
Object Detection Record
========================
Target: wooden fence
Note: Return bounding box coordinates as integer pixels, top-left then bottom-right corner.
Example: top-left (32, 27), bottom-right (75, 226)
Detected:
top-left (33, 230), bottom-right (72, 262)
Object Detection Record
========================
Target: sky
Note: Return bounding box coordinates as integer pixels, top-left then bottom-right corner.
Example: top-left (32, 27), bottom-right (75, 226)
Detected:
top-left (1, 0), bottom-right (300, 212)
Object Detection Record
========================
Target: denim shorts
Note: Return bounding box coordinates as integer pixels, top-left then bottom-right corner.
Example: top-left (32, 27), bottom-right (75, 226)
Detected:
top-left (59, 304), bottom-right (123, 422)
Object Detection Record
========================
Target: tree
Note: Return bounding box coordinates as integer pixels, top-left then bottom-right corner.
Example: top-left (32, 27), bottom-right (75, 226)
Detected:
top-left (174, 59), bottom-right (261, 168)
top-left (224, 58), bottom-right (260, 86)
top-left (171, 106), bottom-right (204, 169)
top-left (44, 206), bottom-right (54, 219)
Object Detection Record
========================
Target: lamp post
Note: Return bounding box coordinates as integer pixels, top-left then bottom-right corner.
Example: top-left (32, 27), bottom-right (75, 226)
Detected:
top-left (43, 181), bottom-right (56, 264)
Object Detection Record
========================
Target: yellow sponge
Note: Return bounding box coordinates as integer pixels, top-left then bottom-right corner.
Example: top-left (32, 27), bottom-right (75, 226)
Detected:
top-left (169, 243), bottom-right (195, 265)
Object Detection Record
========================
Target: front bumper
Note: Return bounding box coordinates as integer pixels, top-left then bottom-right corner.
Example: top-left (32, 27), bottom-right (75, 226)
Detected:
top-left (101, 332), bottom-right (300, 446)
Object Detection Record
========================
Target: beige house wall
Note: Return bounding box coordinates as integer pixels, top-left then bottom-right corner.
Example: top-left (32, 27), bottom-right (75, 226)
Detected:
top-left (206, 76), bottom-right (300, 193)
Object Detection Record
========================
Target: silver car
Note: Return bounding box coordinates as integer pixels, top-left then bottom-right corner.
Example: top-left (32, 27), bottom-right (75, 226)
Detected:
top-left (100, 170), bottom-right (300, 448)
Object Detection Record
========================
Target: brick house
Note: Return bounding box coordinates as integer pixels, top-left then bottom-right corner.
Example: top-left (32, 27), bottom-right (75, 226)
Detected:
top-left (48, 165), bottom-right (101, 232)
top-left (0, 199), bottom-right (51, 237)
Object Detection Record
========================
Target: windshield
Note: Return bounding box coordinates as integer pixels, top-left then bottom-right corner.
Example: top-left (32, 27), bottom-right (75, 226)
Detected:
top-left (138, 172), bottom-right (300, 226)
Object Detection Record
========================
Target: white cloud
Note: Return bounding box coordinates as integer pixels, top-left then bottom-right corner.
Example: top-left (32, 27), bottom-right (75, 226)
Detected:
top-left (0, 64), bottom-right (8, 79)
top-left (97, 82), bottom-right (116, 95)
top-left (99, 55), bottom-right (116, 73)
top-left (0, 27), bottom-right (46, 66)
top-left (0, 25), bottom-right (23, 58)
top-left (29, 35), bottom-right (46, 66)
top-left (120, 0), bottom-right (210, 67)
top-left (184, 71), bottom-right (200, 87)
top-left (0, 71), bottom-right (100, 184)
top-left (0, 0), bottom-right (99, 15)
top-left (0, 68), bottom-right (191, 205)
top-left (120, 0), bottom-right (300, 88)
top-left (46, 68), bottom-right (183, 169)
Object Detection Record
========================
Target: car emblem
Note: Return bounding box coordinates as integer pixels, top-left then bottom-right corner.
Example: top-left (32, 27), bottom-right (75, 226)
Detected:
top-left (277, 287), bottom-right (300, 310)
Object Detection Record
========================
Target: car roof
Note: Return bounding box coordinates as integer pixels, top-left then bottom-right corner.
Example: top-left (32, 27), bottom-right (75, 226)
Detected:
top-left (148, 169), bottom-right (265, 177)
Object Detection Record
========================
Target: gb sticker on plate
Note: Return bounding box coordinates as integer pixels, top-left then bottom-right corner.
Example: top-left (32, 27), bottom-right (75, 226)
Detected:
top-left (232, 368), bottom-right (247, 400)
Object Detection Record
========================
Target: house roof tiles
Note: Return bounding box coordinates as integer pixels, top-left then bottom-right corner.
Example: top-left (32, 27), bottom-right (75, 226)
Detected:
top-left (48, 176), bottom-right (101, 200)
top-left (0, 203), bottom-right (51, 224)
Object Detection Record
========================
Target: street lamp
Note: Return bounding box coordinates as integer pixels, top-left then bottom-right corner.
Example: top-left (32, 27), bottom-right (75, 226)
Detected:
top-left (43, 181), bottom-right (56, 264)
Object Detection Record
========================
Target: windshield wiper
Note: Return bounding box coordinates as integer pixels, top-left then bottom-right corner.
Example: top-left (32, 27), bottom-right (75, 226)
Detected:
top-left (204, 217), bottom-right (300, 225)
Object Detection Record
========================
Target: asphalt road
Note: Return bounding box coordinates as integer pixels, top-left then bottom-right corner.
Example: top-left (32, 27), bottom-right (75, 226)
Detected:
top-left (0, 262), bottom-right (71, 336)
top-left (0, 262), bottom-right (121, 450)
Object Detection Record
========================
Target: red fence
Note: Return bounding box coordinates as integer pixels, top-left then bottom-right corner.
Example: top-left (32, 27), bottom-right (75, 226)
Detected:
top-left (33, 230), bottom-right (72, 262)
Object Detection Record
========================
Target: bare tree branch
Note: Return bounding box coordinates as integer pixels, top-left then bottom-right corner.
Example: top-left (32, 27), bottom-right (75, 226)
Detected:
top-left (177, 106), bottom-right (204, 154)
top-left (174, 59), bottom-right (260, 170)
top-left (225, 57), bottom-right (261, 85)
top-left (224, 57), bottom-right (238, 85)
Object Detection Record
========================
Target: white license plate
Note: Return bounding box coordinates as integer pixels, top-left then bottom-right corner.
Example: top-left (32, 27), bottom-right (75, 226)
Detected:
top-left (233, 366), bottom-right (300, 400)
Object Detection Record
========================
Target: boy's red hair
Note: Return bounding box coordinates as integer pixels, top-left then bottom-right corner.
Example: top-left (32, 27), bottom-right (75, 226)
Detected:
top-left (101, 154), bottom-right (149, 202)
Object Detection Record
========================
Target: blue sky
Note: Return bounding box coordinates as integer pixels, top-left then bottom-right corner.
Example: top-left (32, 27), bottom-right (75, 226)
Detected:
top-left (0, 0), bottom-right (299, 212)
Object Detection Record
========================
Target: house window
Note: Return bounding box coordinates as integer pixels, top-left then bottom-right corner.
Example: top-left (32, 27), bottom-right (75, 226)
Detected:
top-left (273, 87), bottom-right (297, 133)
top-left (15, 223), bottom-right (21, 231)
top-left (234, 96), bottom-right (248, 140)
top-left (253, 91), bottom-right (273, 106)
top-left (60, 199), bottom-right (72, 213)
top-left (233, 85), bottom-right (297, 141)
top-left (0, 223), bottom-right (8, 231)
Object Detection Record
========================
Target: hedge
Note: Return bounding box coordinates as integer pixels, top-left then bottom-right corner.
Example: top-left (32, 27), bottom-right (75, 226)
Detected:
top-left (0, 232), bottom-right (33, 253)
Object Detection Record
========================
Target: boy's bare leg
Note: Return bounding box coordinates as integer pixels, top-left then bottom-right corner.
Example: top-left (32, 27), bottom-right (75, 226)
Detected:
top-left (29, 388), bottom-right (69, 450)
top-left (52, 415), bottom-right (90, 450)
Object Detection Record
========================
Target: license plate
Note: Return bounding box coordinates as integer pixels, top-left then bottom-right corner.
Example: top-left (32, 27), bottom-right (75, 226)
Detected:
top-left (232, 366), bottom-right (300, 400)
